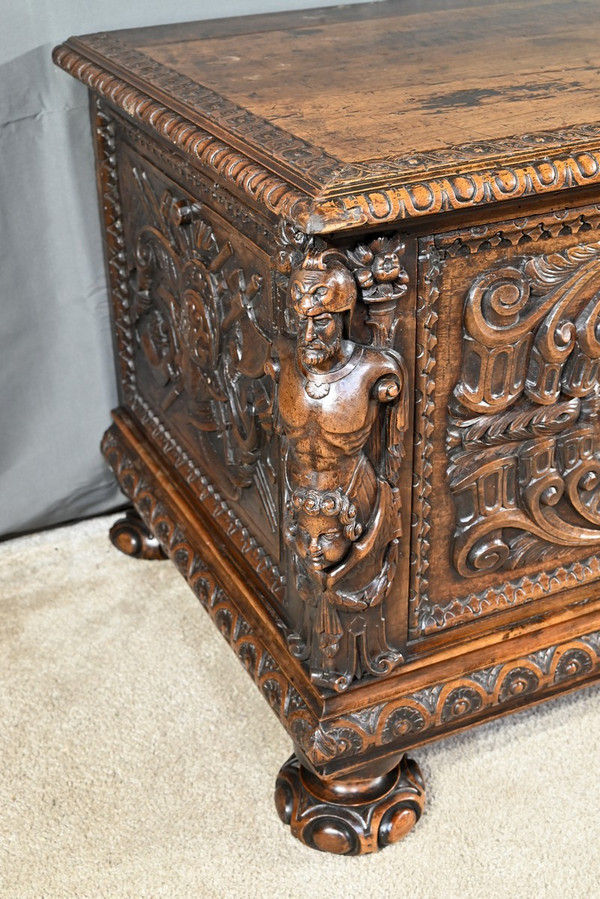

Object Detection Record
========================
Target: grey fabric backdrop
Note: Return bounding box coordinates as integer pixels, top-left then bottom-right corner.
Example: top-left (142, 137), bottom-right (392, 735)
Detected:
top-left (0, 0), bottom-right (372, 539)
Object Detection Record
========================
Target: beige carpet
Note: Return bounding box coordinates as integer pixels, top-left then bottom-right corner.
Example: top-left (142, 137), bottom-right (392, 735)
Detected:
top-left (1, 514), bottom-right (599, 898)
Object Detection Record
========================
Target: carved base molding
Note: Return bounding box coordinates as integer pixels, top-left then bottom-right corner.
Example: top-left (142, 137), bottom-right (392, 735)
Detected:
top-left (103, 408), bottom-right (600, 784)
top-left (275, 753), bottom-right (425, 855)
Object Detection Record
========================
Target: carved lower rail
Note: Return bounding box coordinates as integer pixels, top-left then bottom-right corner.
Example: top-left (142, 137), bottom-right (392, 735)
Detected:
top-left (103, 413), bottom-right (600, 776)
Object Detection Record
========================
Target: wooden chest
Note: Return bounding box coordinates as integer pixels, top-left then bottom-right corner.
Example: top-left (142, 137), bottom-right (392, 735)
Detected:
top-left (54, 0), bottom-right (600, 854)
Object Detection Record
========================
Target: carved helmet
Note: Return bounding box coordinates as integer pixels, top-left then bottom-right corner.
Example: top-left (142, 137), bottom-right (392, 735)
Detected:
top-left (289, 248), bottom-right (357, 316)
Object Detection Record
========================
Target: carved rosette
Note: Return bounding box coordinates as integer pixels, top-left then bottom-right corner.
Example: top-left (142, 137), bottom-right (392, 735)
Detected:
top-left (449, 240), bottom-right (600, 577)
top-left (272, 237), bottom-right (411, 692)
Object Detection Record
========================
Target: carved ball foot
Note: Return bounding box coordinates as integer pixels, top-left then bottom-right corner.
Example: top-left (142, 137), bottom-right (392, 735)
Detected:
top-left (109, 512), bottom-right (166, 560)
top-left (275, 753), bottom-right (425, 855)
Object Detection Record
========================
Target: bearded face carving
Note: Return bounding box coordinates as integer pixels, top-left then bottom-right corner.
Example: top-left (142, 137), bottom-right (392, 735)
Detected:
top-left (271, 243), bottom-right (410, 692)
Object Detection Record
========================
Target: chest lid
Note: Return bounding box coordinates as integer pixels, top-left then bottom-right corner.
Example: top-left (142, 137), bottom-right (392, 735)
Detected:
top-left (54, 0), bottom-right (600, 233)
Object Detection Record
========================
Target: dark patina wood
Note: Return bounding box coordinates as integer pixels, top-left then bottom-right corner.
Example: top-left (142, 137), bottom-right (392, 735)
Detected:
top-left (54, 0), bottom-right (600, 855)
top-left (109, 509), bottom-right (166, 560)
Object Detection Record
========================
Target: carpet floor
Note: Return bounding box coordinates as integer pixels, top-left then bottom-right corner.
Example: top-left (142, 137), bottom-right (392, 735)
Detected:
top-left (1, 514), bottom-right (599, 898)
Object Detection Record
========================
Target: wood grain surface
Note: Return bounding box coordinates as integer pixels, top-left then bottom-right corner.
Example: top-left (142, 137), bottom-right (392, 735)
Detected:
top-left (110, 0), bottom-right (600, 161)
top-left (55, 0), bottom-right (600, 230)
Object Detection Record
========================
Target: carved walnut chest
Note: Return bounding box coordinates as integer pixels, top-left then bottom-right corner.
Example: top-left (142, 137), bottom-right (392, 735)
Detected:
top-left (54, 0), bottom-right (600, 854)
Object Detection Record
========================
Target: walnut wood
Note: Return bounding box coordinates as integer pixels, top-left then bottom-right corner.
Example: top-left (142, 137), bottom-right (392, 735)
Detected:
top-left (102, 412), bottom-right (600, 776)
top-left (109, 511), bottom-right (166, 560)
top-left (53, 0), bottom-right (600, 855)
top-left (275, 753), bottom-right (425, 855)
top-left (53, 0), bottom-right (600, 233)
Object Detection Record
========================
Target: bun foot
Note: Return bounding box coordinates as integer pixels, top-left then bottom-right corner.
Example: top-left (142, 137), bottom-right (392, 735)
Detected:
top-left (109, 511), bottom-right (166, 560)
top-left (275, 753), bottom-right (425, 855)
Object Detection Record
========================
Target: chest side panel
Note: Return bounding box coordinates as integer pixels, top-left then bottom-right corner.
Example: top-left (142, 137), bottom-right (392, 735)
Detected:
top-left (95, 100), bottom-right (289, 602)
top-left (411, 204), bottom-right (600, 640)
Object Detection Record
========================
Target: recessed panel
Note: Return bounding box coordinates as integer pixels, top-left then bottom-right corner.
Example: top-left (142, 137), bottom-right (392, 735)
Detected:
top-left (411, 204), bottom-right (600, 638)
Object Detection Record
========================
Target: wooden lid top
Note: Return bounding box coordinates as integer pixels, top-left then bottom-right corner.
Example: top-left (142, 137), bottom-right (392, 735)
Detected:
top-left (53, 0), bottom-right (600, 233)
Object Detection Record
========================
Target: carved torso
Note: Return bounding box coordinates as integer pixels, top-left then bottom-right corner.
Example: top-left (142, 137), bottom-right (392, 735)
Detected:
top-left (277, 338), bottom-right (402, 490)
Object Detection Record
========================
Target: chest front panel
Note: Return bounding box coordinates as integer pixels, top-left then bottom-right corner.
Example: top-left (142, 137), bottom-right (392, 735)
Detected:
top-left (411, 204), bottom-right (600, 641)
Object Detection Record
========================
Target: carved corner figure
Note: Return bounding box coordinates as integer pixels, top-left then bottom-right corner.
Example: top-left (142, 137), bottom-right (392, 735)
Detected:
top-left (269, 241), bottom-right (409, 691)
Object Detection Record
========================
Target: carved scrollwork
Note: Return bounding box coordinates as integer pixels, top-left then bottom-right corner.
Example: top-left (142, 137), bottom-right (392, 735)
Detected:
top-left (560, 426), bottom-right (600, 526)
top-left (456, 246), bottom-right (600, 415)
top-left (271, 239), bottom-right (410, 691)
top-left (124, 158), bottom-right (278, 530)
top-left (449, 239), bottom-right (600, 577)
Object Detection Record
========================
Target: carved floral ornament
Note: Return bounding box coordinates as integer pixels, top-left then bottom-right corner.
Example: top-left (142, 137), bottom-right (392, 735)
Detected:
top-left (92, 105), bottom-right (288, 600)
top-left (121, 157), bottom-right (281, 536)
top-left (449, 239), bottom-right (600, 576)
top-left (269, 235), bottom-right (410, 692)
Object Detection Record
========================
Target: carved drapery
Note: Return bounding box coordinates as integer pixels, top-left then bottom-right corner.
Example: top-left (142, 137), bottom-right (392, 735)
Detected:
top-left (449, 240), bottom-right (600, 577)
top-left (271, 236), bottom-right (410, 692)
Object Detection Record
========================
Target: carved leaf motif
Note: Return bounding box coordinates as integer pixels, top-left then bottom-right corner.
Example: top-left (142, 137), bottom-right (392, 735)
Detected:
top-left (290, 719), bottom-right (339, 765)
top-left (448, 397), bottom-right (581, 450)
top-left (526, 243), bottom-right (600, 289)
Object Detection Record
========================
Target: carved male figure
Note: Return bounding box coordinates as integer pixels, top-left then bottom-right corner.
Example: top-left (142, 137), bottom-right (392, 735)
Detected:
top-left (275, 248), bottom-right (407, 498)
top-left (271, 248), bottom-right (408, 690)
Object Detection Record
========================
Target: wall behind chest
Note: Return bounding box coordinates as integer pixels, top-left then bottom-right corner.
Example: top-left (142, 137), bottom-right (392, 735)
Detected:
top-left (0, 0), bottom-right (379, 539)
